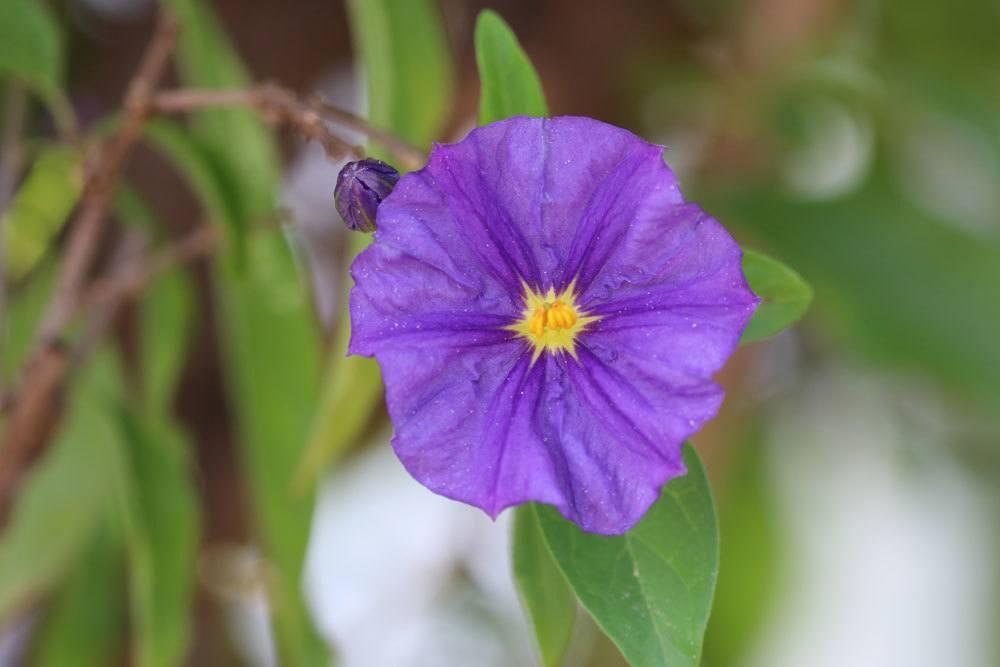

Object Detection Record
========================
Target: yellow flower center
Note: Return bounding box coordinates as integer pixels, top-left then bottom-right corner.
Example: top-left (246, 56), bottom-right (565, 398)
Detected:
top-left (507, 282), bottom-right (599, 362)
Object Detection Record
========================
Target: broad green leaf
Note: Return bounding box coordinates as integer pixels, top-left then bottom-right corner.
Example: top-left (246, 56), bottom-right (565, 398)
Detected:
top-left (536, 445), bottom-right (719, 667)
top-left (740, 248), bottom-right (813, 343)
top-left (475, 10), bottom-right (549, 124)
top-left (298, 0), bottom-right (454, 484)
top-left (0, 355), bottom-right (124, 625)
top-left (30, 529), bottom-right (126, 667)
top-left (513, 505), bottom-right (575, 667)
top-left (115, 407), bottom-right (200, 667)
top-left (162, 0), bottom-right (280, 246)
top-left (3, 145), bottom-right (83, 280)
top-left (346, 0), bottom-right (453, 151)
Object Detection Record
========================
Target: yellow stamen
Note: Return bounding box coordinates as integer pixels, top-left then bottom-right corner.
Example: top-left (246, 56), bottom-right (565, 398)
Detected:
top-left (505, 282), bottom-right (599, 362)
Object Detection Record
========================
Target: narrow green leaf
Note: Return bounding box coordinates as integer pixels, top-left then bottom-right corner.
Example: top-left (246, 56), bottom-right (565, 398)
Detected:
top-left (536, 445), bottom-right (719, 667)
top-left (703, 430), bottom-right (784, 667)
top-left (141, 119), bottom-right (240, 230)
top-left (115, 407), bottom-right (200, 667)
top-left (140, 112), bottom-right (328, 663)
top-left (740, 248), bottom-right (813, 343)
top-left (216, 229), bottom-right (327, 667)
top-left (0, 355), bottom-right (124, 625)
top-left (475, 10), bottom-right (549, 124)
top-left (30, 529), bottom-right (126, 667)
top-left (115, 185), bottom-right (197, 412)
top-left (140, 270), bottom-right (194, 412)
top-left (345, 0), bottom-right (453, 151)
top-left (0, 0), bottom-right (62, 98)
top-left (162, 0), bottom-right (280, 244)
top-left (298, 0), bottom-right (455, 484)
top-left (2, 261), bottom-right (56, 382)
top-left (3, 145), bottom-right (83, 280)
top-left (513, 505), bottom-right (575, 667)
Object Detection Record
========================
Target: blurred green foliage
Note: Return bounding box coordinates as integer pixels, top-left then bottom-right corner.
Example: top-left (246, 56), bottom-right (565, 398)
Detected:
top-left (162, 0), bottom-right (328, 662)
top-left (3, 146), bottom-right (81, 281)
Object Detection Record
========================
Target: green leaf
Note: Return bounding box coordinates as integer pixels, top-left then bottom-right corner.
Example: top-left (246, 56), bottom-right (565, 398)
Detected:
top-left (3, 145), bottom-right (83, 280)
top-left (2, 260), bottom-right (56, 382)
top-left (0, 355), bottom-right (124, 625)
top-left (346, 0), bottom-right (454, 151)
top-left (139, 270), bottom-right (195, 412)
top-left (474, 9), bottom-right (549, 124)
top-left (115, 407), bottom-right (200, 667)
top-left (0, 0), bottom-right (63, 98)
top-left (740, 248), bottom-right (813, 343)
top-left (513, 505), bottom-right (575, 667)
top-left (114, 185), bottom-right (197, 412)
top-left (703, 429), bottom-right (784, 667)
top-left (141, 119), bottom-right (239, 230)
top-left (536, 445), bottom-right (719, 667)
top-left (718, 169), bottom-right (1000, 399)
top-left (30, 529), bottom-right (127, 667)
top-left (140, 112), bottom-right (328, 664)
top-left (216, 229), bottom-right (328, 667)
top-left (298, 0), bottom-right (455, 484)
top-left (162, 0), bottom-right (280, 244)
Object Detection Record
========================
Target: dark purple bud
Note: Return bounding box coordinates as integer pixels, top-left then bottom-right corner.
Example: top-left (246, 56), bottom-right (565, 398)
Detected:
top-left (334, 158), bottom-right (400, 233)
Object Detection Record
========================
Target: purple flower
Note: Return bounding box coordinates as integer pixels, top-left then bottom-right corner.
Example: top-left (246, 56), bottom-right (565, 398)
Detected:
top-left (335, 158), bottom-right (400, 232)
top-left (349, 116), bottom-right (759, 534)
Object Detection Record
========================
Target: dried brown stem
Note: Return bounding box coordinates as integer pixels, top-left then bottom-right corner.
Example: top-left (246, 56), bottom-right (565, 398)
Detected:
top-left (309, 96), bottom-right (425, 170)
top-left (82, 224), bottom-right (218, 314)
top-left (38, 13), bottom-right (179, 346)
top-left (152, 84), bottom-right (425, 169)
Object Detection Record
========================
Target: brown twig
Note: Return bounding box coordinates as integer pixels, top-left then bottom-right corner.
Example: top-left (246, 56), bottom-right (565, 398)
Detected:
top-left (152, 84), bottom-right (425, 169)
top-left (82, 224), bottom-right (219, 314)
top-left (38, 13), bottom-right (179, 346)
top-left (309, 96), bottom-right (425, 170)
top-left (153, 84), bottom-right (364, 162)
top-left (0, 13), bottom-right (180, 518)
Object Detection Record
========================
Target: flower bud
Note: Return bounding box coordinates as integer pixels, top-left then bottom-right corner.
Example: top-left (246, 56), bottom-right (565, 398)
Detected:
top-left (334, 158), bottom-right (400, 233)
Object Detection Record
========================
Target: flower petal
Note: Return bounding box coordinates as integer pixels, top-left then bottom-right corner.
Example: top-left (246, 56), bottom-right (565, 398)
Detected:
top-left (413, 116), bottom-right (683, 293)
top-left (377, 342), bottom-right (571, 518)
top-left (348, 166), bottom-right (520, 356)
top-left (581, 203), bottom-right (759, 378)
top-left (378, 337), bottom-right (714, 534)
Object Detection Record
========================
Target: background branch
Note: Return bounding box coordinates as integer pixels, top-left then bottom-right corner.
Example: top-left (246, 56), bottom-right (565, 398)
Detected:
top-left (152, 84), bottom-right (425, 169)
